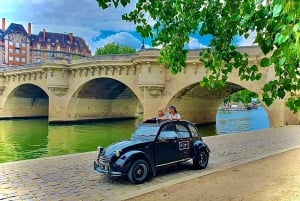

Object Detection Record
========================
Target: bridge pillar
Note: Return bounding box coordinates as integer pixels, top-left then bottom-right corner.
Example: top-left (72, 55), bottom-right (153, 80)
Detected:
top-left (137, 62), bottom-right (166, 119)
top-left (48, 94), bottom-right (70, 123)
top-left (266, 98), bottom-right (300, 127)
top-left (0, 74), bottom-right (5, 113)
top-left (43, 63), bottom-right (70, 123)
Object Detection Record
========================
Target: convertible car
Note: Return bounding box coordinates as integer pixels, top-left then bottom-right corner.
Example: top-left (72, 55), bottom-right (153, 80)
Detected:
top-left (93, 120), bottom-right (210, 184)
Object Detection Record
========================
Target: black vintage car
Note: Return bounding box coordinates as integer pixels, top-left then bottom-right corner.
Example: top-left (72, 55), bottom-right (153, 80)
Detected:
top-left (93, 120), bottom-right (210, 184)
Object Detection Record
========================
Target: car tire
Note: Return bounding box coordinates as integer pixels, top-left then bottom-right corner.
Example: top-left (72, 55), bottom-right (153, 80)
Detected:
top-left (193, 149), bottom-right (208, 169)
top-left (128, 159), bottom-right (149, 184)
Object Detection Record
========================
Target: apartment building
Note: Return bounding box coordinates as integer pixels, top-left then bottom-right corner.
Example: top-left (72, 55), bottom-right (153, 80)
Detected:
top-left (0, 18), bottom-right (91, 66)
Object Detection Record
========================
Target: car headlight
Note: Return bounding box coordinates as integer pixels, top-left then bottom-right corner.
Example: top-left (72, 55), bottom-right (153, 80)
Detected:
top-left (97, 146), bottom-right (104, 153)
top-left (114, 150), bottom-right (120, 157)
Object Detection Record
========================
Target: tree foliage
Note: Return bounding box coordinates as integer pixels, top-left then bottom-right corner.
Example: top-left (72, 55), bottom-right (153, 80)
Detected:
top-left (224, 89), bottom-right (259, 104)
top-left (96, 0), bottom-right (300, 112)
top-left (95, 42), bottom-right (136, 55)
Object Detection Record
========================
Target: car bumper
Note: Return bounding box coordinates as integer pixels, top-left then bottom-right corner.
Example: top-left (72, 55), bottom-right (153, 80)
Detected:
top-left (93, 161), bottom-right (122, 177)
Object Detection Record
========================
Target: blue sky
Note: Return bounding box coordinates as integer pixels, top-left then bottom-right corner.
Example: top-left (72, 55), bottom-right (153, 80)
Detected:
top-left (1, 0), bottom-right (255, 54)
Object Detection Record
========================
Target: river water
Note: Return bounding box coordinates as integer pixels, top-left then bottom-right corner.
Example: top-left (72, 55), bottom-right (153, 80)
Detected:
top-left (0, 106), bottom-right (269, 163)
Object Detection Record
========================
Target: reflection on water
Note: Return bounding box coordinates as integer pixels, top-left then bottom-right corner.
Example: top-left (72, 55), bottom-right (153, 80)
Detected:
top-left (0, 119), bottom-right (135, 163)
top-left (0, 106), bottom-right (269, 163)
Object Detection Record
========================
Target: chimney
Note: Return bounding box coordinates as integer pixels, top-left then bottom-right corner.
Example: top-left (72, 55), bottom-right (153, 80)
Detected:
top-left (28, 23), bottom-right (31, 36)
top-left (2, 18), bottom-right (5, 32)
top-left (43, 28), bottom-right (46, 41)
top-left (69, 33), bottom-right (73, 43)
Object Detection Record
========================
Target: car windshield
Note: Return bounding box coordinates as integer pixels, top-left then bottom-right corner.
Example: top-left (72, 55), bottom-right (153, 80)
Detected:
top-left (132, 124), bottom-right (160, 140)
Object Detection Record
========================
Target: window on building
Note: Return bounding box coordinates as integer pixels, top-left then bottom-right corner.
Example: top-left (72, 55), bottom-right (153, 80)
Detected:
top-left (22, 42), bottom-right (26, 47)
top-left (9, 41), bottom-right (13, 45)
top-left (9, 57), bottom-right (13, 61)
top-left (22, 50), bottom-right (26, 55)
top-left (15, 57), bottom-right (20, 62)
top-left (15, 49), bottom-right (20, 54)
top-left (37, 50), bottom-right (41, 56)
top-left (15, 42), bottom-right (20, 48)
top-left (57, 46), bottom-right (60, 51)
top-left (37, 44), bottom-right (40, 49)
top-left (21, 58), bottom-right (26, 63)
top-left (47, 52), bottom-right (51, 57)
top-left (47, 45), bottom-right (51, 51)
top-left (56, 39), bottom-right (59, 43)
top-left (36, 58), bottom-right (41, 63)
top-left (9, 49), bottom-right (13, 53)
top-left (47, 38), bottom-right (51, 42)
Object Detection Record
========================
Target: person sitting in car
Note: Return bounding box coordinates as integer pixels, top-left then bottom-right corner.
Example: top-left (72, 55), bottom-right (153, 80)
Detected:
top-left (165, 105), bottom-right (181, 121)
top-left (143, 108), bottom-right (167, 123)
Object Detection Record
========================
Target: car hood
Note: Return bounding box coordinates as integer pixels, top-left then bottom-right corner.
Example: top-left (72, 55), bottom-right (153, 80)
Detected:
top-left (104, 138), bottom-right (152, 156)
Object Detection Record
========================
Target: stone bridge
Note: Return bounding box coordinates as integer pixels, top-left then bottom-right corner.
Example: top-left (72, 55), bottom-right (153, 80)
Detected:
top-left (0, 46), bottom-right (299, 127)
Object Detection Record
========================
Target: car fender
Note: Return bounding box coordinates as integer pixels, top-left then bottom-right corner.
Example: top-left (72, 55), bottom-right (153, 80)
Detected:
top-left (192, 140), bottom-right (210, 155)
top-left (113, 150), bottom-right (156, 177)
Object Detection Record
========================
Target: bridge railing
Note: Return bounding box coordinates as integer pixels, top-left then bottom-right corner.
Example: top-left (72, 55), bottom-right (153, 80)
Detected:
top-left (0, 63), bottom-right (43, 72)
top-left (87, 54), bottom-right (138, 61)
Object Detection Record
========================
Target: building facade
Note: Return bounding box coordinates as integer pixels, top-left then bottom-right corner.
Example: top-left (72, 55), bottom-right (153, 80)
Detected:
top-left (0, 18), bottom-right (91, 67)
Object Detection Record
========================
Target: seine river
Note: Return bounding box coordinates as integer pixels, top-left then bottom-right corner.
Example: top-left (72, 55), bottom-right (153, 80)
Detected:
top-left (0, 106), bottom-right (269, 163)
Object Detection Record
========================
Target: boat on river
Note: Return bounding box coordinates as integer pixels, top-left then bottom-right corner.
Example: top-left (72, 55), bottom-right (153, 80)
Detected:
top-left (219, 103), bottom-right (246, 111)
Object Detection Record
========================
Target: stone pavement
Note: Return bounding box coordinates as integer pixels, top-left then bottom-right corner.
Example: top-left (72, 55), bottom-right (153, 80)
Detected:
top-left (0, 125), bottom-right (299, 201)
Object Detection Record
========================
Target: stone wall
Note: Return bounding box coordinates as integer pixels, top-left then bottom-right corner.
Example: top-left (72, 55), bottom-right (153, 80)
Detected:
top-left (0, 97), bottom-right (48, 118)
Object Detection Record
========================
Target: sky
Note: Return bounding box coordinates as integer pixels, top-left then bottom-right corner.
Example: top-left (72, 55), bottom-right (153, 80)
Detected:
top-left (0, 0), bottom-right (255, 54)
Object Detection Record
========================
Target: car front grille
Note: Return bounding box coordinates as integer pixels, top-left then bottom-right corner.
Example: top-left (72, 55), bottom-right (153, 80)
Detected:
top-left (100, 155), bottom-right (111, 163)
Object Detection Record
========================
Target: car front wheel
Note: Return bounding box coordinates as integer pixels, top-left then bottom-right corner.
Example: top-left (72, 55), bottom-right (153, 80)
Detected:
top-left (128, 159), bottom-right (149, 184)
top-left (193, 150), bottom-right (209, 169)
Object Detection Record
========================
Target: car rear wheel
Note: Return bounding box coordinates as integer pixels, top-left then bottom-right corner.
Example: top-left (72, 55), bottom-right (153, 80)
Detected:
top-left (193, 150), bottom-right (208, 169)
top-left (128, 159), bottom-right (149, 184)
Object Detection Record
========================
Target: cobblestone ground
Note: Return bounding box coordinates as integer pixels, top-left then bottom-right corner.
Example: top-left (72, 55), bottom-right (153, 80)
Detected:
top-left (0, 126), bottom-right (299, 201)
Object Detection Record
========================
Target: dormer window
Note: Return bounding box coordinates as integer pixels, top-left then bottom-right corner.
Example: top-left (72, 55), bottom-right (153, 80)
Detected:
top-left (47, 38), bottom-right (51, 42)
top-left (56, 39), bottom-right (59, 43)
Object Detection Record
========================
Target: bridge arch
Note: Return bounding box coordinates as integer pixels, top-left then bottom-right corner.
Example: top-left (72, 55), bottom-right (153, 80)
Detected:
top-left (65, 77), bottom-right (143, 121)
top-left (2, 83), bottom-right (49, 118)
top-left (164, 80), bottom-right (270, 125)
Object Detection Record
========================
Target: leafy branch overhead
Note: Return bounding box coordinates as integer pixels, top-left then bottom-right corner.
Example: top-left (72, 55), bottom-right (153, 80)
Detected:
top-left (96, 0), bottom-right (300, 112)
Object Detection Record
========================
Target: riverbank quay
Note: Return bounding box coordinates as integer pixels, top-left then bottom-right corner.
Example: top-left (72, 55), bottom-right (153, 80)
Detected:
top-left (0, 126), bottom-right (299, 201)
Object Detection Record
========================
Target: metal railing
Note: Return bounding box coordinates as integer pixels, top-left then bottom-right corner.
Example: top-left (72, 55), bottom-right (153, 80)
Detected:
top-left (0, 63), bottom-right (43, 72)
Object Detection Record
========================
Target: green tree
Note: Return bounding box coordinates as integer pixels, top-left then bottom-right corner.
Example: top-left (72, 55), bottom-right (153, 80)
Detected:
top-left (95, 42), bottom-right (136, 55)
top-left (224, 89), bottom-right (259, 104)
top-left (96, 0), bottom-right (300, 112)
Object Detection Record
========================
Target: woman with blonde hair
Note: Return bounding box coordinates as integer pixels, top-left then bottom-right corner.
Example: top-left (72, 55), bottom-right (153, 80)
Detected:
top-left (143, 107), bottom-right (167, 123)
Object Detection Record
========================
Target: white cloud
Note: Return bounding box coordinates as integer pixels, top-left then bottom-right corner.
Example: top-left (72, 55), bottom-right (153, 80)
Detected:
top-left (187, 37), bottom-right (207, 49)
top-left (2, 0), bottom-right (136, 33)
top-left (235, 31), bottom-right (257, 46)
top-left (91, 32), bottom-right (142, 53)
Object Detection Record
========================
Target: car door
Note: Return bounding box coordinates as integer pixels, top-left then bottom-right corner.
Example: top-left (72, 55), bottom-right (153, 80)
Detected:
top-left (175, 123), bottom-right (192, 160)
top-left (154, 122), bottom-right (178, 166)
